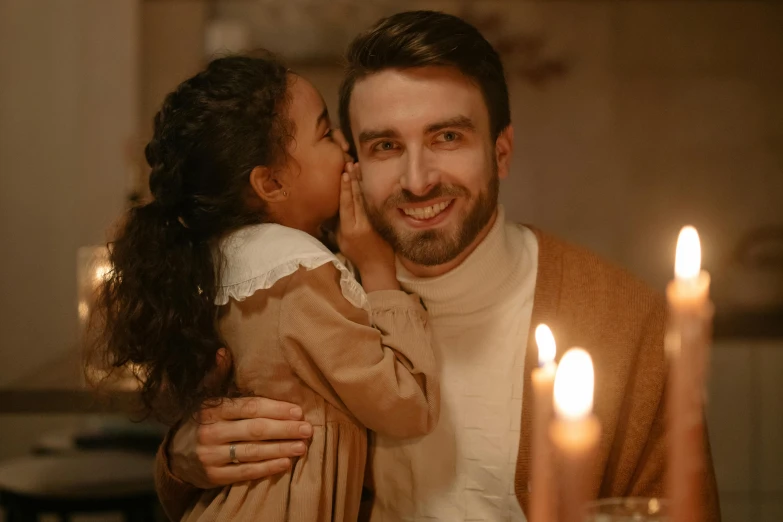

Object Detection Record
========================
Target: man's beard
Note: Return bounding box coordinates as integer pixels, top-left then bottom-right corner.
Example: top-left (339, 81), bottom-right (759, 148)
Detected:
top-left (365, 168), bottom-right (499, 267)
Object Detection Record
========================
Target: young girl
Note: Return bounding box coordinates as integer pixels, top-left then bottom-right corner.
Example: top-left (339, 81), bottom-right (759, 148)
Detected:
top-left (92, 54), bottom-right (439, 521)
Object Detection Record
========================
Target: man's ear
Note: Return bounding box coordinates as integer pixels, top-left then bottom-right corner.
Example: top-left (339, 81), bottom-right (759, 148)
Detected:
top-left (249, 166), bottom-right (289, 203)
top-left (495, 124), bottom-right (514, 180)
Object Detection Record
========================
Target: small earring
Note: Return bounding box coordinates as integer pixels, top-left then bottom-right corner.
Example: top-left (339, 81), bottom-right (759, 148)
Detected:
top-left (283, 190), bottom-right (288, 197)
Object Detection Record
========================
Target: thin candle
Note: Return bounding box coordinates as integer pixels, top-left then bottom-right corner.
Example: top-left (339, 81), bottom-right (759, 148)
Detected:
top-left (550, 348), bottom-right (600, 522)
top-left (530, 324), bottom-right (557, 522)
top-left (667, 226), bottom-right (713, 522)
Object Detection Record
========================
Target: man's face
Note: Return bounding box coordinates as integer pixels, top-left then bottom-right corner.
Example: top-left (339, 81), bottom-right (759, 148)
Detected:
top-left (349, 66), bottom-right (510, 267)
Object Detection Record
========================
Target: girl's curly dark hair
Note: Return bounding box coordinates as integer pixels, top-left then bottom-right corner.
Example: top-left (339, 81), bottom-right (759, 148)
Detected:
top-left (88, 53), bottom-right (294, 422)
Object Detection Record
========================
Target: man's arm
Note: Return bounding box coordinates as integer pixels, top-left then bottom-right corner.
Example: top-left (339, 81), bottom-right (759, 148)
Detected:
top-left (154, 397), bottom-right (313, 520)
top-left (154, 427), bottom-right (201, 522)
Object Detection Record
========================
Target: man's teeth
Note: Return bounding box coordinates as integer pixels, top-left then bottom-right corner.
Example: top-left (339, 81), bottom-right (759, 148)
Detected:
top-left (402, 201), bottom-right (450, 220)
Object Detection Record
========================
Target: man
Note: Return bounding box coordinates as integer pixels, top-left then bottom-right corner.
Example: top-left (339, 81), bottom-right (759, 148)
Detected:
top-left (154, 11), bottom-right (720, 521)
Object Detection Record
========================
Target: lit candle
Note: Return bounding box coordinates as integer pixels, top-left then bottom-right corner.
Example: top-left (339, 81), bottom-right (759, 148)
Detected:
top-left (530, 324), bottom-right (557, 522)
top-left (550, 348), bottom-right (601, 522)
top-left (667, 226), bottom-right (713, 522)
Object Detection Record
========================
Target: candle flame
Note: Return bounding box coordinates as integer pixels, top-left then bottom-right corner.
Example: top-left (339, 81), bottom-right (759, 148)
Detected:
top-left (553, 348), bottom-right (594, 420)
top-left (535, 324), bottom-right (557, 366)
top-left (675, 226), bottom-right (701, 280)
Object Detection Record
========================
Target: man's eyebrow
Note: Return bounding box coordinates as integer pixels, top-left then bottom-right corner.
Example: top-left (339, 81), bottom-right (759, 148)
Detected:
top-left (358, 128), bottom-right (400, 144)
top-left (426, 116), bottom-right (476, 134)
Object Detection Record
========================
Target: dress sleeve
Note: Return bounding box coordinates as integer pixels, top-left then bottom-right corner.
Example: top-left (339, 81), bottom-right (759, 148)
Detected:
top-left (278, 264), bottom-right (440, 438)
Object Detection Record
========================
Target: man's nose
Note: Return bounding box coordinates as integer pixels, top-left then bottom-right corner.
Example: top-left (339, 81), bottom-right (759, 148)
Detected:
top-left (399, 148), bottom-right (438, 197)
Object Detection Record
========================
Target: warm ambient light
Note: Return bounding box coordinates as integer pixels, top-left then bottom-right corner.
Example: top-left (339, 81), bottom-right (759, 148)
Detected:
top-left (93, 262), bottom-right (112, 286)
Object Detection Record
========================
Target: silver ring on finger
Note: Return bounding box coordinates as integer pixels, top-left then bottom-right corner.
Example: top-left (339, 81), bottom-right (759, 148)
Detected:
top-left (229, 443), bottom-right (240, 465)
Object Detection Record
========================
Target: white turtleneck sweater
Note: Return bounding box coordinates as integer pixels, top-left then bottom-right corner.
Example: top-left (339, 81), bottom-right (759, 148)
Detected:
top-left (369, 206), bottom-right (538, 522)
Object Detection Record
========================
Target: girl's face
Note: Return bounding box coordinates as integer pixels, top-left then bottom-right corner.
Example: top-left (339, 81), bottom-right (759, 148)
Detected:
top-left (273, 75), bottom-right (349, 235)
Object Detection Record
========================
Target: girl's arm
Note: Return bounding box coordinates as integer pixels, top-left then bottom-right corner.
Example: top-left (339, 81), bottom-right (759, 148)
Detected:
top-left (279, 263), bottom-right (439, 438)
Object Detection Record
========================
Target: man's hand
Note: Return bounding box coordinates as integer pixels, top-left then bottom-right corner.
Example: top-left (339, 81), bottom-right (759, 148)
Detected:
top-left (168, 397), bottom-right (313, 488)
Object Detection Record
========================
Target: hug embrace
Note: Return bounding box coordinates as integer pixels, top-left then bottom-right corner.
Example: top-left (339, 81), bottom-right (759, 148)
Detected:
top-left (89, 10), bottom-right (721, 522)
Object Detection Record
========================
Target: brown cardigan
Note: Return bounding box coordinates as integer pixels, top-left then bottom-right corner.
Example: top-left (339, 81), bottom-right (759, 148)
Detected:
top-left (154, 228), bottom-right (721, 521)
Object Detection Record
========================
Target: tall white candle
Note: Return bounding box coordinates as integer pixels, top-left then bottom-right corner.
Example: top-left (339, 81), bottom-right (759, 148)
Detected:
top-left (667, 226), bottom-right (713, 522)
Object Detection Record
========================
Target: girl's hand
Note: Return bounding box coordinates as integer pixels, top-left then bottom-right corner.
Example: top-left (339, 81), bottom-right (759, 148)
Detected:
top-left (337, 163), bottom-right (399, 292)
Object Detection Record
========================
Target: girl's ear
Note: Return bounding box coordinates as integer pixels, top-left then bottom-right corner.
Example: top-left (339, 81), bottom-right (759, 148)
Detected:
top-left (249, 166), bottom-right (289, 202)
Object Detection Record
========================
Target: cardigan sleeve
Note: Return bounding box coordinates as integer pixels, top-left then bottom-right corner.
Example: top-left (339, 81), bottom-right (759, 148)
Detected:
top-left (154, 428), bottom-right (202, 521)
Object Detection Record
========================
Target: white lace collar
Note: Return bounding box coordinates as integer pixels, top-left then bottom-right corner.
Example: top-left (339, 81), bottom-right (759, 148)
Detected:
top-left (215, 224), bottom-right (369, 311)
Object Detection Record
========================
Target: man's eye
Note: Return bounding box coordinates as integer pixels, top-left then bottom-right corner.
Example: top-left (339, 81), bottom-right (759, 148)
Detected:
top-left (437, 131), bottom-right (461, 143)
top-left (373, 141), bottom-right (396, 152)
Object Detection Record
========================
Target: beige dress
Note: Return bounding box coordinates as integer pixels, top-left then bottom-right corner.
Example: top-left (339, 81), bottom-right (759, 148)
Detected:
top-left (183, 224), bottom-right (440, 522)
